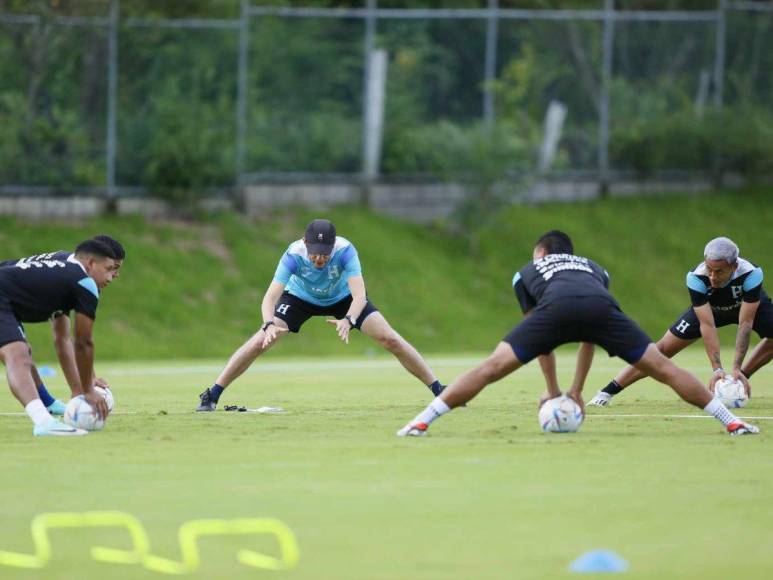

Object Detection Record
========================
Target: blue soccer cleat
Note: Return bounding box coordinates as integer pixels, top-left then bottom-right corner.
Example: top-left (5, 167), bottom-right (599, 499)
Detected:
top-left (46, 399), bottom-right (67, 416)
top-left (33, 419), bottom-right (88, 437)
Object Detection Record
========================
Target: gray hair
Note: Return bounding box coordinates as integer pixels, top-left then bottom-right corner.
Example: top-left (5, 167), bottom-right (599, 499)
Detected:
top-left (704, 237), bottom-right (739, 264)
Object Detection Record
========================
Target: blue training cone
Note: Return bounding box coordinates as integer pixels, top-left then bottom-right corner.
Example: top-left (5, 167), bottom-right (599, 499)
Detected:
top-left (38, 366), bottom-right (56, 378)
top-left (569, 549), bottom-right (629, 573)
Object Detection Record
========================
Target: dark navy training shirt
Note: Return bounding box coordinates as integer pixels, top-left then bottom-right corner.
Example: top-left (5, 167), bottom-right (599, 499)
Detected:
top-left (512, 254), bottom-right (611, 314)
top-left (0, 252), bottom-right (99, 322)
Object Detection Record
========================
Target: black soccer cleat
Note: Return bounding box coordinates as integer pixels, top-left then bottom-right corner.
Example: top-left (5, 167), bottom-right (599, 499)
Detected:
top-left (195, 388), bottom-right (217, 412)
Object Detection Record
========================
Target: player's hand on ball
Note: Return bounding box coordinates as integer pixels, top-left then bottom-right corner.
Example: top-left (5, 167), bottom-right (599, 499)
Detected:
top-left (732, 369), bottom-right (751, 398)
top-left (326, 318), bottom-right (351, 344)
top-left (95, 377), bottom-right (110, 389)
top-left (708, 370), bottom-right (725, 393)
top-left (538, 391), bottom-right (559, 409)
top-left (566, 389), bottom-right (585, 417)
top-left (85, 389), bottom-right (109, 420)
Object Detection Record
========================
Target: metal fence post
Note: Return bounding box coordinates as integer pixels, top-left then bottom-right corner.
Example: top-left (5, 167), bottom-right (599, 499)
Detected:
top-left (713, 0), bottom-right (726, 107)
top-left (598, 0), bottom-right (614, 197)
top-left (711, 0), bottom-right (727, 188)
top-left (483, 0), bottom-right (498, 127)
top-left (106, 0), bottom-right (119, 202)
top-left (360, 0), bottom-right (377, 206)
top-left (236, 0), bottom-right (249, 190)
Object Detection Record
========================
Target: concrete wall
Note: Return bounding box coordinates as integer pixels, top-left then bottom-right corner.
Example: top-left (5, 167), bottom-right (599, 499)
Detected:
top-left (0, 175), bottom-right (750, 222)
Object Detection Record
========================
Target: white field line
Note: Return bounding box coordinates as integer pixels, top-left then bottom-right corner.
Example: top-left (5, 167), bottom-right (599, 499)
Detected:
top-left (0, 411), bottom-right (138, 417)
top-left (590, 414), bottom-right (773, 420)
top-left (2, 410), bottom-right (773, 420)
top-left (100, 358), bottom-right (486, 376)
top-left (95, 358), bottom-right (708, 376)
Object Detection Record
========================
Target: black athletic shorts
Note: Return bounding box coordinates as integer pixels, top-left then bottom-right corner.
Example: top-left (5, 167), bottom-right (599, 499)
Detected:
top-left (504, 295), bottom-right (651, 365)
top-left (668, 299), bottom-right (773, 341)
top-left (0, 297), bottom-right (26, 348)
top-left (273, 292), bottom-right (379, 333)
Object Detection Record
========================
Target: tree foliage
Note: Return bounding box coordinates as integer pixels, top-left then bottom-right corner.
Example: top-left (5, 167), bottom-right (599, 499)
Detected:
top-left (0, 0), bottom-right (771, 199)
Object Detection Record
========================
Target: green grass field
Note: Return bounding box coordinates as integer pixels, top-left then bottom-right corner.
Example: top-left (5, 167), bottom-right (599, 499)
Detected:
top-left (2, 347), bottom-right (772, 579)
top-left (2, 189), bottom-right (771, 359)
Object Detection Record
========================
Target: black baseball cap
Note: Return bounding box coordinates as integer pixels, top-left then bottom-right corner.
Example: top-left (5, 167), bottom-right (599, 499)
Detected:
top-left (304, 219), bottom-right (336, 255)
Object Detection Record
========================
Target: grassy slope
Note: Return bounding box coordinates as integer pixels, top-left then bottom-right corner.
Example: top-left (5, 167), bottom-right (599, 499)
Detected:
top-left (1, 351), bottom-right (772, 579)
top-left (0, 189), bottom-right (770, 360)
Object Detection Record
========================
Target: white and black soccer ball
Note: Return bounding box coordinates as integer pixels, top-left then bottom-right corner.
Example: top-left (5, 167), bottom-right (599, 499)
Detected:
top-left (63, 395), bottom-right (105, 431)
top-left (94, 386), bottom-right (115, 412)
top-left (538, 395), bottom-right (583, 433)
top-left (714, 378), bottom-right (748, 409)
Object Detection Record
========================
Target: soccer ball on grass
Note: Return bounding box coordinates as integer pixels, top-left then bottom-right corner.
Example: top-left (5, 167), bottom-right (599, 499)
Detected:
top-left (63, 395), bottom-right (105, 431)
top-left (714, 377), bottom-right (748, 409)
top-left (538, 395), bottom-right (583, 433)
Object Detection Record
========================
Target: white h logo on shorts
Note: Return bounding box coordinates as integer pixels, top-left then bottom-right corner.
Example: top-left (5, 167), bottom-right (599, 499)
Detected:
top-left (675, 319), bottom-right (690, 334)
top-left (276, 303), bottom-right (291, 315)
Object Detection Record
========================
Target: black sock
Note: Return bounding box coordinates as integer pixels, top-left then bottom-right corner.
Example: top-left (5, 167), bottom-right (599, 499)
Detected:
top-left (601, 380), bottom-right (624, 396)
top-left (210, 384), bottom-right (225, 403)
top-left (428, 380), bottom-right (444, 397)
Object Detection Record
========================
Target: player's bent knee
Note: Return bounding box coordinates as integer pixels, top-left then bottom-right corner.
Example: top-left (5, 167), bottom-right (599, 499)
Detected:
top-left (377, 333), bottom-right (402, 352)
top-left (5, 349), bottom-right (33, 370)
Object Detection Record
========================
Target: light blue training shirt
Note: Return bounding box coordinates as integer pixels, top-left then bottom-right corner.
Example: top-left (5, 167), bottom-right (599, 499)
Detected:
top-left (273, 237), bottom-right (362, 306)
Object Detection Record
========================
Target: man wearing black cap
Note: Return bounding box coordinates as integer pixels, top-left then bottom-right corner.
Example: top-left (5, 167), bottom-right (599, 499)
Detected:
top-left (196, 218), bottom-right (446, 411)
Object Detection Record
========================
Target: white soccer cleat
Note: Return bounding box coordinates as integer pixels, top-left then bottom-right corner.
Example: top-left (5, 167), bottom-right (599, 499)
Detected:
top-left (396, 422), bottom-right (429, 437)
top-left (726, 420), bottom-right (760, 436)
top-left (588, 392), bottom-right (612, 407)
top-left (33, 419), bottom-right (88, 437)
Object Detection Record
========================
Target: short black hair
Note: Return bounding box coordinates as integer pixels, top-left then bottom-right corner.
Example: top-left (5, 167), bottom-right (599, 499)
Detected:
top-left (535, 230), bottom-right (574, 255)
top-left (92, 235), bottom-right (125, 260)
top-left (75, 239), bottom-right (117, 260)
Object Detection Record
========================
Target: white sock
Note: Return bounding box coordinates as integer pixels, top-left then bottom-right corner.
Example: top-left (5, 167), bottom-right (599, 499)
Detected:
top-left (704, 398), bottom-right (738, 427)
top-left (413, 397), bottom-right (451, 426)
top-left (25, 399), bottom-right (54, 426)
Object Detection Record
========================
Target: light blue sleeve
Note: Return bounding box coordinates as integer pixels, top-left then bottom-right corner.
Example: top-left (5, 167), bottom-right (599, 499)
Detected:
top-left (686, 272), bottom-right (708, 294)
top-left (77, 277), bottom-right (99, 299)
top-left (273, 253), bottom-right (297, 285)
top-left (511, 272), bottom-right (521, 288)
top-left (743, 267), bottom-right (763, 292)
top-left (340, 245), bottom-right (362, 277)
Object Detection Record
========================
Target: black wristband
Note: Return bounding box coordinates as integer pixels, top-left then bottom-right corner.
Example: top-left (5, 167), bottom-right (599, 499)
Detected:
top-left (261, 320), bottom-right (275, 332)
top-left (344, 315), bottom-right (355, 328)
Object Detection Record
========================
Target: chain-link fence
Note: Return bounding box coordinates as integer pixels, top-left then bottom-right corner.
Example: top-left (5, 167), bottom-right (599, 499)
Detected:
top-left (0, 1), bottom-right (771, 198)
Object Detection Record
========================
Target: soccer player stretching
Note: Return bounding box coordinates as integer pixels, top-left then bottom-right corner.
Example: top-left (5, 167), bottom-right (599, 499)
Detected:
top-left (0, 234), bottom-right (125, 415)
top-left (589, 237), bottom-right (771, 407)
top-left (398, 231), bottom-right (758, 437)
top-left (196, 219), bottom-right (445, 411)
top-left (0, 239), bottom-right (120, 436)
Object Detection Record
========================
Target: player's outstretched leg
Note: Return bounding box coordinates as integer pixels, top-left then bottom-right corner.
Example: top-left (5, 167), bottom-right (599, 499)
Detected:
top-left (360, 313), bottom-right (446, 396)
top-left (1, 342), bottom-right (86, 436)
top-left (632, 344), bottom-right (758, 435)
top-left (589, 331), bottom-right (693, 407)
top-left (397, 342), bottom-right (522, 436)
top-left (196, 322), bottom-right (288, 412)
